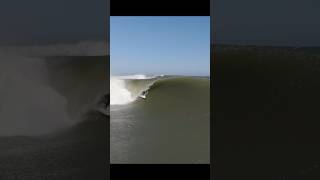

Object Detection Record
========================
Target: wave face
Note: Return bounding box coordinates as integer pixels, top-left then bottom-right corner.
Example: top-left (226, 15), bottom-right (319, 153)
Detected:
top-left (110, 75), bottom-right (159, 105)
top-left (110, 76), bottom-right (210, 163)
top-left (0, 43), bottom-right (108, 136)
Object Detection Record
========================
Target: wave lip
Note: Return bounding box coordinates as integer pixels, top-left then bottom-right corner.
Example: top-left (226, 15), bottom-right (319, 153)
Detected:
top-left (115, 74), bottom-right (161, 80)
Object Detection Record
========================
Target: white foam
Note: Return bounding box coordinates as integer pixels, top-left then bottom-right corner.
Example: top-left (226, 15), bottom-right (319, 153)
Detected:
top-left (110, 74), bottom-right (160, 105)
top-left (110, 77), bottom-right (134, 105)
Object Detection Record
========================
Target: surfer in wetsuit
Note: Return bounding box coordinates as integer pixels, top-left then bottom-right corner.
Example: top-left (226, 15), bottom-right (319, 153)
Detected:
top-left (140, 90), bottom-right (148, 99)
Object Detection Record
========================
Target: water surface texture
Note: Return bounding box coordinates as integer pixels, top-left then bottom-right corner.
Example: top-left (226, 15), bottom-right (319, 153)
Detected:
top-left (111, 76), bottom-right (210, 163)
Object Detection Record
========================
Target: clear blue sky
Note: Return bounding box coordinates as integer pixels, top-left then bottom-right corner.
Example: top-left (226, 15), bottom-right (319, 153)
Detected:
top-left (111, 16), bottom-right (210, 76)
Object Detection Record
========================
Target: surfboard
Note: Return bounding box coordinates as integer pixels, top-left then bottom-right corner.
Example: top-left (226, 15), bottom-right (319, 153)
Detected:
top-left (139, 94), bottom-right (146, 99)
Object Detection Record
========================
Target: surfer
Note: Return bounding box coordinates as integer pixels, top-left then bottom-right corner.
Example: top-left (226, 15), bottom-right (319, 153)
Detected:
top-left (139, 90), bottom-right (148, 99)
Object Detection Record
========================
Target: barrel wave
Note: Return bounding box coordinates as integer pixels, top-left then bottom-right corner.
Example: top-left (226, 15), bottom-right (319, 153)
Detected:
top-left (110, 76), bottom-right (210, 163)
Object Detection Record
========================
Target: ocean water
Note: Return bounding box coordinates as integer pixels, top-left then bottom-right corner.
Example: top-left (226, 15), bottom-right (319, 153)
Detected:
top-left (110, 75), bottom-right (210, 163)
top-left (0, 44), bottom-right (109, 179)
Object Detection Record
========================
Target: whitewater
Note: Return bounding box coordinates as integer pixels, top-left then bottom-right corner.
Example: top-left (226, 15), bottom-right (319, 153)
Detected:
top-left (111, 76), bottom-right (210, 163)
top-left (110, 75), bottom-right (162, 105)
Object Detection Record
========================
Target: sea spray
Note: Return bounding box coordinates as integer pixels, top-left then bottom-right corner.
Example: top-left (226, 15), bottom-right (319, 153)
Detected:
top-left (0, 55), bottom-right (71, 136)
